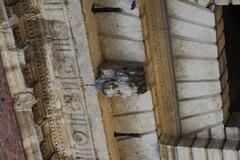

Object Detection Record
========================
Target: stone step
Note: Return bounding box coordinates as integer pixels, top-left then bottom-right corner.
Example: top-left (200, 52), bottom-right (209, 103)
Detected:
top-left (179, 95), bottom-right (222, 118)
top-left (114, 111), bottom-right (156, 133)
top-left (181, 110), bottom-right (223, 135)
top-left (171, 38), bottom-right (218, 59)
top-left (174, 59), bottom-right (220, 81)
top-left (160, 135), bottom-right (240, 160)
top-left (99, 36), bottom-right (145, 62)
top-left (117, 132), bottom-right (159, 160)
top-left (167, 0), bottom-right (215, 27)
top-left (169, 18), bottom-right (216, 43)
top-left (161, 135), bottom-right (240, 160)
top-left (96, 13), bottom-right (143, 40)
top-left (177, 81), bottom-right (221, 100)
top-left (210, 124), bottom-right (225, 139)
top-left (111, 91), bottom-right (153, 114)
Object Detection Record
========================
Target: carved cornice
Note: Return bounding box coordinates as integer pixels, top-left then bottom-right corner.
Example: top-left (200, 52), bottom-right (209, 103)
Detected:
top-left (7, 0), bottom-right (97, 159)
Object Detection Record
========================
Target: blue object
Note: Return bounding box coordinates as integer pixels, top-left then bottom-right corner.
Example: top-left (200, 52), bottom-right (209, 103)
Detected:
top-left (131, 0), bottom-right (136, 10)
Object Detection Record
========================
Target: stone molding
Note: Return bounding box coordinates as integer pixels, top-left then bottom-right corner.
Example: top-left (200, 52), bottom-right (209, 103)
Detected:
top-left (4, 0), bottom-right (109, 159)
top-left (142, 0), bottom-right (181, 137)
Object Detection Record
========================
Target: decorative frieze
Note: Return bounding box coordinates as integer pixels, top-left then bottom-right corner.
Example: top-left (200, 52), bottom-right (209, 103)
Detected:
top-left (6, 0), bottom-right (99, 159)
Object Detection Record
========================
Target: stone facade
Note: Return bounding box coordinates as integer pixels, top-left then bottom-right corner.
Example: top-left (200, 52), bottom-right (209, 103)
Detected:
top-left (0, 0), bottom-right (239, 160)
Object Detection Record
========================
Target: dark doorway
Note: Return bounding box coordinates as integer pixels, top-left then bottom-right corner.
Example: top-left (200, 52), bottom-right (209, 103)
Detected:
top-left (223, 5), bottom-right (240, 112)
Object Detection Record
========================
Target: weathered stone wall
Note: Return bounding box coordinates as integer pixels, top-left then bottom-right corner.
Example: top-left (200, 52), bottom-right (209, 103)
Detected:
top-left (0, 1), bottom-right (42, 159)
top-left (3, 0), bottom-right (110, 159)
top-left (166, 0), bottom-right (226, 139)
top-left (92, 1), bottom-right (160, 160)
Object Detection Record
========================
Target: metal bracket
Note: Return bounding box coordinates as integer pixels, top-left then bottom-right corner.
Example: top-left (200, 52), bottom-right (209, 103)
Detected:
top-left (91, 4), bottom-right (121, 13)
top-left (114, 132), bottom-right (142, 138)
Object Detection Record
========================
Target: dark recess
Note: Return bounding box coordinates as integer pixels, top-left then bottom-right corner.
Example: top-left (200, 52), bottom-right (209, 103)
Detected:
top-left (223, 5), bottom-right (240, 112)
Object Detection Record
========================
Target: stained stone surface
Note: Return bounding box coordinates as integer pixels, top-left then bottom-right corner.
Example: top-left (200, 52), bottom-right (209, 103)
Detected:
top-left (95, 1), bottom-right (159, 159)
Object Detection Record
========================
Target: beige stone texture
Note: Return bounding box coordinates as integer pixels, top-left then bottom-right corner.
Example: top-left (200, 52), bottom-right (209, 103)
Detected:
top-left (111, 91), bottom-right (153, 113)
top-left (93, 1), bottom-right (159, 160)
top-left (210, 124), bottom-right (225, 139)
top-left (192, 138), bottom-right (208, 160)
top-left (167, 0), bottom-right (215, 27)
top-left (174, 59), bottom-right (220, 81)
top-left (215, 0), bottom-right (231, 5)
top-left (223, 140), bottom-right (239, 160)
top-left (99, 36), bottom-right (146, 62)
top-left (197, 0), bottom-right (212, 7)
top-left (232, 0), bottom-right (240, 4)
top-left (114, 112), bottom-right (156, 133)
top-left (176, 137), bottom-right (194, 160)
top-left (160, 135), bottom-right (178, 160)
top-left (96, 13), bottom-right (143, 40)
top-left (171, 38), bottom-right (218, 58)
top-left (207, 139), bottom-right (224, 160)
top-left (197, 130), bottom-right (210, 138)
top-left (118, 133), bottom-right (160, 160)
top-left (65, 1), bottom-right (110, 158)
top-left (98, 94), bottom-right (120, 160)
top-left (169, 18), bottom-right (216, 43)
top-left (179, 95), bottom-right (222, 118)
top-left (177, 81), bottom-right (221, 99)
top-left (181, 110), bottom-right (223, 134)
